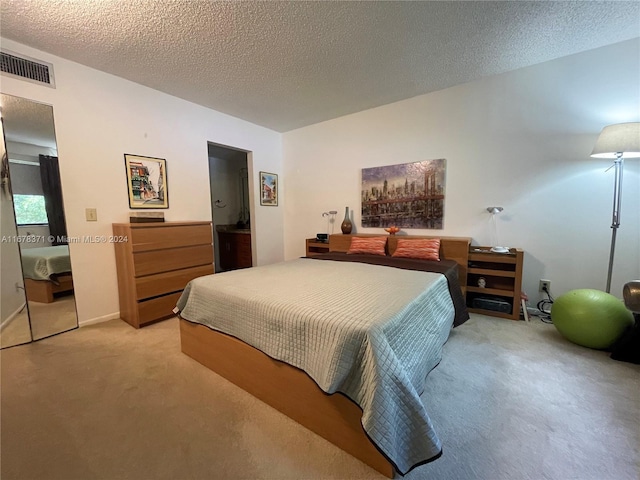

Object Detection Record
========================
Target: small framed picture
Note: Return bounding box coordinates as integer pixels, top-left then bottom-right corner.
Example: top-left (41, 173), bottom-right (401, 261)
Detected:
top-left (260, 171), bottom-right (278, 206)
top-left (124, 154), bottom-right (168, 209)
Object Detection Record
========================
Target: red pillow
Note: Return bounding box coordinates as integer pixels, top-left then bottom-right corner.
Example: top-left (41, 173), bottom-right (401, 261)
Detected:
top-left (347, 236), bottom-right (387, 256)
top-left (392, 238), bottom-right (441, 261)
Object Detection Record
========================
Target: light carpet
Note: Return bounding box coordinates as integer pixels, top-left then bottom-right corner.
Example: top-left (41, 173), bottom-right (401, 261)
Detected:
top-left (1, 314), bottom-right (638, 480)
top-left (1, 294), bottom-right (78, 348)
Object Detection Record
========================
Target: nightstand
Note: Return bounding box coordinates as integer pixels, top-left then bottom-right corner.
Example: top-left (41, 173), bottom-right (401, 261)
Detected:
top-left (466, 247), bottom-right (524, 320)
top-left (305, 238), bottom-right (330, 257)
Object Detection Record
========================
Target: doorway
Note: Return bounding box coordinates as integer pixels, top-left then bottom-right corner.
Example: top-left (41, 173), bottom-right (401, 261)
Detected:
top-left (208, 143), bottom-right (253, 273)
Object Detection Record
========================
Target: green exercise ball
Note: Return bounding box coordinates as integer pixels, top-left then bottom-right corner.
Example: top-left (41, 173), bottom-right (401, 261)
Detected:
top-left (551, 289), bottom-right (634, 349)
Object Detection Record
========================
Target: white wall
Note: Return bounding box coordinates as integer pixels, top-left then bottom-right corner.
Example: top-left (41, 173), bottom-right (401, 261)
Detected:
top-left (0, 38), bottom-right (284, 324)
top-left (283, 39), bottom-right (640, 302)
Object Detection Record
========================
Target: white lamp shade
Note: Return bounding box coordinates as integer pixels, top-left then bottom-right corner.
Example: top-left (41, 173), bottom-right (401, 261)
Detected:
top-left (590, 122), bottom-right (640, 158)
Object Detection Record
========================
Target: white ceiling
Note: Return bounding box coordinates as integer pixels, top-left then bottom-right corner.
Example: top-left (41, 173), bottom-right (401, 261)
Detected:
top-left (1, 1), bottom-right (639, 133)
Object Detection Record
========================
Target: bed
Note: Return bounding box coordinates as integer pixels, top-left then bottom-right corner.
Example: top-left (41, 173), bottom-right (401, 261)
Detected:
top-left (177, 234), bottom-right (471, 477)
top-left (21, 245), bottom-right (73, 303)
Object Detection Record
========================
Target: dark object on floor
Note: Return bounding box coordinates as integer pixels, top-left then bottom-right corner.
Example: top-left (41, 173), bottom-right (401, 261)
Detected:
top-left (610, 323), bottom-right (640, 364)
top-left (471, 297), bottom-right (511, 314)
top-left (610, 280), bottom-right (640, 365)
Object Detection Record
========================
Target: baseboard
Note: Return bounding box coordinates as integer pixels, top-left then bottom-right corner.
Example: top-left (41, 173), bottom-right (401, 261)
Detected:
top-left (79, 312), bottom-right (120, 327)
top-left (1, 303), bottom-right (27, 332)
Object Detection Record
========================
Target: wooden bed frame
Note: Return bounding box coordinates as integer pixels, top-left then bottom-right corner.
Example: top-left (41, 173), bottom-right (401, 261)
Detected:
top-left (24, 273), bottom-right (74, 303)
top-left (180, 234), bottom-right (471, 477)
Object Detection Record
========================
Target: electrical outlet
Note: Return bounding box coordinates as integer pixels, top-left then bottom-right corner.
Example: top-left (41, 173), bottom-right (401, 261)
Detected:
top-left (85, 208), bottom-right (98, 222)
top-left (539, 279), bottom-right (551, 292)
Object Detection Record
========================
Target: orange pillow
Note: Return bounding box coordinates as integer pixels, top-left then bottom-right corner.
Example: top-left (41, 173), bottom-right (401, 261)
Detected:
top-left (347, 236), bottom-right (387, 256)
top-left (392, 238), bottom-right (441, 261)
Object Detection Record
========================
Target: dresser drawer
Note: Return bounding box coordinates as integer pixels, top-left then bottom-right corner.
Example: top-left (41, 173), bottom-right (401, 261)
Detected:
top-left (133, 245), bottom-right (213, 277)
top-left (137, 292), bottom-right (183, 325)
top-left (131, 224), bottom-right (212, 252)
top-left (135, 264), bottom-right (214, 300)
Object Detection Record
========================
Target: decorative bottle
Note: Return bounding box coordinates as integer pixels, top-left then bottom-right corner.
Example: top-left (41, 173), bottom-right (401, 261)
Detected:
top-left (341, 206), bottom-right (353, 234)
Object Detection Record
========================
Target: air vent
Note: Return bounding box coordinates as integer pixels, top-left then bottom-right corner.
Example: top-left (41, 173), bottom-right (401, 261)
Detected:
top-left (0, 50), bottom-right (55, 88)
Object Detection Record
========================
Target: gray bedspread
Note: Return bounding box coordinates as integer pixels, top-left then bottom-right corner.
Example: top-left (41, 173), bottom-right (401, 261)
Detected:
top-left (176, 258), bottom-right (456, 474)
top-left (20, 245), bottom-right (72, 281)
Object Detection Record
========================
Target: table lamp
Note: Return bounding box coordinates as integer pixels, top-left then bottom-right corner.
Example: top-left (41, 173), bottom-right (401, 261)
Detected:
top-left (487, 206), bottom-right (508, 253)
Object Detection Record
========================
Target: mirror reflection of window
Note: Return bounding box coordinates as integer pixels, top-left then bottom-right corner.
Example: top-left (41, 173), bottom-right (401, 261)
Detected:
top-left (13, 194), bottom-right (48, 225)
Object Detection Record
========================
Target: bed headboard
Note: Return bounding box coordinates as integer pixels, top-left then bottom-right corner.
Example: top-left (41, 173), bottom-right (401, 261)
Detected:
top-left (328, 234), bottom-right (471, 288)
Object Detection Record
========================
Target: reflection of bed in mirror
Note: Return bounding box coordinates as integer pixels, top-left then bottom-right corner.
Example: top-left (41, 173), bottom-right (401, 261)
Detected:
top-left (21, 245), bottom-right (73, 303)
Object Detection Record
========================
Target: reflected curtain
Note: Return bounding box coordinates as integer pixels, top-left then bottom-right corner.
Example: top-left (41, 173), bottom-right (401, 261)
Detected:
top-left (39, 155), bottom-right (67, 245)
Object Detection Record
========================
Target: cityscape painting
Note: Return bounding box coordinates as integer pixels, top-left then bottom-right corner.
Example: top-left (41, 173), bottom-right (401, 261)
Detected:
top-left (361, 159), bottom-right (446, 229)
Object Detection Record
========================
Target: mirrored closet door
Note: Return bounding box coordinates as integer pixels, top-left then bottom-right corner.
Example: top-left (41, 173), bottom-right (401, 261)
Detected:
top-left (0, 94), bottom-right (78, 349)
top-left (1, 112), bottom-right (32, 347)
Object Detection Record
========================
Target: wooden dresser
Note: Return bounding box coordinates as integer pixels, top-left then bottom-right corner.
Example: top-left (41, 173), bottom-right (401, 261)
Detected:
top-left (112, 221), bottom-right (214, 328)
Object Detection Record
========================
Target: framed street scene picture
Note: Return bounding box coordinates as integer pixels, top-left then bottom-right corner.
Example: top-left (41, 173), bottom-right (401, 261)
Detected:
top-left (260, 171), bottom-right (278, 206)
top-left (124, 154), bottom-right (169, 209)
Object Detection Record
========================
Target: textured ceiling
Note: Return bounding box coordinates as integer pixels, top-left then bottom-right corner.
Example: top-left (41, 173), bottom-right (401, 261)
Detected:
top-left (1, 94), bottom-right (57, 149)
top-left (1, 1), bottom-right (639, 132)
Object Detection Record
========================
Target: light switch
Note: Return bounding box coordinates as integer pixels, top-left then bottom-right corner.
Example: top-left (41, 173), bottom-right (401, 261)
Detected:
top-left (86, 208), bottom-right (98, 222)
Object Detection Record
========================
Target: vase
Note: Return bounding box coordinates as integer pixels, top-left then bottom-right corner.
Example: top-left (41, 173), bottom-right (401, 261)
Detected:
top-left (341, 207), bottom-right (353, 234)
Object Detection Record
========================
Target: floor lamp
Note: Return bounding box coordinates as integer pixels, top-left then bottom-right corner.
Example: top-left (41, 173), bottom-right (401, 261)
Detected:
top-left (590, 122), bottom-right (640, 293)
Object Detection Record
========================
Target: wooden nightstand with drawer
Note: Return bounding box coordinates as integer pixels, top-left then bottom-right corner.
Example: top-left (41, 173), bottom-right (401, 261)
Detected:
top-left (305, 238), bottom-right (330, 257)
top-left (112, 221), bottom-right (214, 328)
